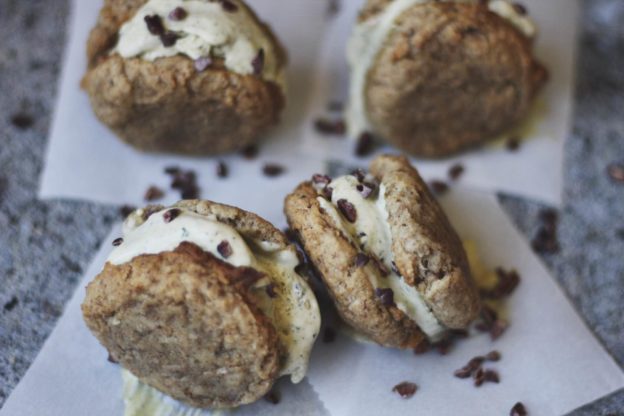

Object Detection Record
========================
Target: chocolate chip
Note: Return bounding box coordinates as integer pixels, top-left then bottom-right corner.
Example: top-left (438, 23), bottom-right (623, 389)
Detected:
top-left (144, 15), bottom-right (165, 35)
top-left (323, 186), bottom-right (334, 200)
top-left (240, 144), bottom-right (259, 159)
top-left (337, 199), bottom-right (357, 222)
top-left (375, 288), bottom-right (395, 307)
top-left (144, 185), bottom-right (164, 201)
top-left (607, 162), bottom-right (624, 183)
top-left (356, 182), bottom-right (376, 199)
top-left (10, 113), bottom-right (34, 130)
top-left (263, 163), bottom-right (285, 177)
top-left (512, 2), bottom-right (528, 15)
top-left (413, 341), bottom-right (431, 355)
top-left (392, 382), bottom-right (417, 399)
top-left (169, 7), bottom-right (187, 21)
top-left (429, 180), bottom-right (449, 195)
top-left (163, 209), bottom-right (181, 223)
top-left (217, 240), bottom-right (233, 258)
top-left (119, 205), bottom-right (136, 218)
top-left (167, 168), bottom-right (200, 199)
top-left (314, 118), bottom-right (346, 136)
top-left (3, 296), bottom-right (18, 311)
top-left (160, 31), bottom-right (178, 47)
top-left (351, 169), bottom-right (366, 183)
top-left (448, 164), bottom-right (465, 181)
top-left (354, 132), bottom-right (376, 157)
top-left (510, 402), bottom-right (528, 416)
top-left (112, 238), bottom-right (124, 247)
top-left (194, 56), bottom-right (213, 72)
top-left (312, 174), bottom-right (332, 186)
top-left (506, 137), bottom-right (521, 151)
top-left (252, 48), bottom-right (265, 75)
top-left (217, 161), bottom-right (229, 178)
top-left (265, 283), bottom-right (277, 298)
top-left (323, 327), bottom-right (337, 343)
top-left (485, 350), bottom-right (501, 361)
top-left (220, 0), bottom-right (239, 12)
top-left (264, 390), bottom-right (280, 405)
top-left (355, 253), bottom-right (370, 267)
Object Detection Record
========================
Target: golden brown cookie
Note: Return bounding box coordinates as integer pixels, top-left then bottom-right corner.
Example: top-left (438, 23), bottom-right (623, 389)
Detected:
top-left (82, 200), bottom-right (320, 409)
top-left (348, 1), bottom-right (548, 158)
top-left (82, 0), bottom-right (287, 155)
top-left (284, 154), bottom-right (480, 349)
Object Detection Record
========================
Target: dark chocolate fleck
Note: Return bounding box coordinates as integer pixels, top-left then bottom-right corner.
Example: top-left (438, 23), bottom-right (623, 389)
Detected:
top-left (607, 162), bottom-right (624, 183)
top-left (252, 48), bottom-right (265, 75)
top-left (194, 56), bottom-right (213, 72)
top-left (473, 367), bottom-right (485, 387)
top-left (483, 369), bottom-right (500, 384)
top-left (163, 208), bottom-right (181, 223)
top-left (160, 31), bottom-right (178, 47)
top-left (220, 0), bottom-right (239, 12)
top-left (337, 199), bottom-right (357, 222)
top-left (354, 132), bottom-right (376, 157)
top-left (485, 350), bottom-right (501, 361)
top-left (351, 169), bottom-right (366, 183)
top-left (144, 185), bottom-right (164, 201)
top-left (355, 253), bottom-right (370, 267)
top-left (323, 327), bottom-right (337, 343)
top-left (240, 144), bottom-right (259, 159)
top-left (10, 113), bottom-right (34, 130)
top-left (413, 341), bottom-right (431, 355)
top-left (144, 15), bottom-right (165, 35)
top-left (264, 390), bottom-right (280, 405)
top-left (490, 319), bottom-right (509, 340)
top-left (448, 164), bottom-right (465, 181)
top-left (531, 227), bottom-right (559, 254)
top-left (4, 296), bottom-right (18, 311)
top-left (312, 174), bottom-right (332, 186)
top-left (314, 118), bottom-right (346, 136)
top-left (217, 161), bottom-right (229, 178)
top-left (323, 186), bottom-right (334, 200)
top-left (375, 288), bottom-right (395, 307)
top-left (392, 382), bottom-right (417, 399)
top-left (510, 402), bottom-right (528, 416)
top-left (429, 180), bottom-right (449, 195)
top-left (217, 240), bottom-right (233, 258)
top-left (263, 163), bottom-right (285, 177)
top-left (357, 182), bottom-right (376, 199)
top-left (112, 238), bottom-right (124, 247)
top-left (168, 7), bottom-right (187, 20)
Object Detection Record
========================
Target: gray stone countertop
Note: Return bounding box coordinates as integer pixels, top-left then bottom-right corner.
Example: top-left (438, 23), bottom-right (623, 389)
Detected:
top-left (0, 0), bottom-right (623, 414)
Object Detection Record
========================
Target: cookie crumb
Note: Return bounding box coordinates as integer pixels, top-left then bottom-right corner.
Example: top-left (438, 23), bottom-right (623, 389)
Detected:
top-left (392, 382), bottom-right (417, 399)
top-left (263, 163), bottom-right (285, 177)
top-left (144, 186), bottom-right (164, 201)
top-left (217, 240), bottom-right (233, 258)
top-left (510, 402), bottom-right (528, 416)
top-left (144, 15), bottom-right (165, 35)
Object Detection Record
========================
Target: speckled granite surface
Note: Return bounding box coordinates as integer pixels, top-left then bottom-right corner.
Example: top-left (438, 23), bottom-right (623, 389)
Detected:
top-left (0, 0), bottom-right (622, 414)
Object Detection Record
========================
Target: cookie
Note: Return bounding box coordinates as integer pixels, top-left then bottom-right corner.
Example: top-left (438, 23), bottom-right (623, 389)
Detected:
top-left (82, 201), bottom-right (320, 409)
top-left (284, 155), bottom-right (480, 349)
top-left (82, 0), bottom-right (287, 155)
top-left (347, 0), bottom-right (548, 158)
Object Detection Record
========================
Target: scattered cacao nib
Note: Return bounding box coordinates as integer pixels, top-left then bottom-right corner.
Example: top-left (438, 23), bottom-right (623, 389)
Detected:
top-left (194, 56), bottom-right (213, 72)
top-left (483, 369), bottom-right (500, 384)
top-left (490, 319), bottom-right (509, 340)
top-left (327, 101), bottom-right (343, 112)
top-left (355, 253), bottom-right (370, 268)
top-left (429, 180), bottom-right (449, 195)
top-left (510, 402), bottom-right (528, 416)
top-left (217, 240), bottom-right (233, 258)
top-left (167, 167), bottom-right (200, 199)
top-left (539, 208), bottom-right (558, 226)
top-left (160, 31), bottom-right (178, 47)
top-left (112, 238), bottom-right (124, 247)
top-left (392, 382), bottom-right (418, 399)
top-left (512, 2), bottom-right (527, 15)
top-left (454, 356), bottom-right (485, 379)
top-left (375, 288), bottom-right (395, 307)
top-left (216, 161), bottom-right (229, 178)
top-left (323, 186), bottom-right (334, 200)
top-left (450, 329), bottom-right (470, 339)
top-left (265, 283), bottom-right (277, 298)
top-left (263, 163), bottom-right (285, 177)
top-left (337, 199), bottom-right (357, 222)
top-left (252, 49), bottom-right (265, 75)
top-left (351, 169), bottom-right (366, 183)
top-left (144, 14), bottom-right (165, 36)
top-left (264, 390), bottom-right (280, 405)
top-left (240, 144), bottom-right (259, 159)
top-left (323, 326), bottom-right (337, 343)
top-left (356, 182), bottom-right (376, 199)
top-left (10, 113), bottom-right (34, 130)
top-left (607, 162), bottom-right (624, 183)
top-left (531, 208), bottom-right (560, 254)
top-left (168, 7), bottom-right (187, 20)
top-left (314, 118), bottom-right (346, 136)
top-left (506, 137), bottom-right (521, 151)
top-left (434, 338), bottom-right (453, 355)
top-left (354, 132), bottom-right (376, 157)
top-left (3, 296), bottom-right (18, 311)
top-left (144, 185), bottom-right (164, 201)
top-left (485, 350), bottom-right (501, 361)
top-left (107, 352), bottom-right (118, 364)
top-left (312, 174), bottom-right (332, 186)
top-left (448, 164), bottom-right (465, 181)
top-left (163, 208), bottom-right (181, 223)
top-left (413, 341), bottom-right (431, 355)
top-left (220, 0), bottom-right (239, 12)
top-left (473, 368), bottom-right (485, 387)
top-left (164, 166), bottom-right (181, 175)
top-left (119, 205), bottom-right (136, 218)
top-left (481, 268), bottom-right (520, 299)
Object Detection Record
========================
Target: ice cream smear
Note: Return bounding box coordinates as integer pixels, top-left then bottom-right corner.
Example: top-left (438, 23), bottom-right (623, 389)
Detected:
top-left (109, 207), bottom-right (320, 386)
top-left (315, 175), bottom-right (446, 341)
top-left (346, 0), bottom-right (537, 138)
top-left (113, 0), bottom-right (284, 88)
